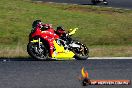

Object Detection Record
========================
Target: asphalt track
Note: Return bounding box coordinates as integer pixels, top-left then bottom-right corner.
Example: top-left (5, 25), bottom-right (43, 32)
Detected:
top-left (33, 0), bottom-right (132, 9)
top-left (0, 58), bottom-right (131, 88)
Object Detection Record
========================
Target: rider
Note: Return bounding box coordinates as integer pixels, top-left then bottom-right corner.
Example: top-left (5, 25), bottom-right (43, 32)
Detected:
top-left (32, 20), bottom-right (66, 56)
top-left (32, 20), bottom-right (65, 36)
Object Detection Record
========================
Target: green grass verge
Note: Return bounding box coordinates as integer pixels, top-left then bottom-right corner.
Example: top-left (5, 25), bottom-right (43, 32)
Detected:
top-left (0, 0), bottom-right (132, 57)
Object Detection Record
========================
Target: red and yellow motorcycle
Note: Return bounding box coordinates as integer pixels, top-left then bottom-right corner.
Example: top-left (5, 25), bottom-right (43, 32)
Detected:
top-left (27, 25), bottom-right (89, 60)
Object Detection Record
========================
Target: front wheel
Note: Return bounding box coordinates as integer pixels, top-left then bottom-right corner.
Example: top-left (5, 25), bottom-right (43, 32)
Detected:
top-left (72, 42), bottom-right (89, 60)
top-left (27, 42), bottom-right (49, 60)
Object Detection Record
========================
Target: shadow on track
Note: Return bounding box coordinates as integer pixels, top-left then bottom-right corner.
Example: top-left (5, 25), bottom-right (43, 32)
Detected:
top-left (0, 57), bottom-right (58, 61)
top-left (80, 3), bottom-right (93, 5)
top-left (0, 57), bottom-right (87, 62)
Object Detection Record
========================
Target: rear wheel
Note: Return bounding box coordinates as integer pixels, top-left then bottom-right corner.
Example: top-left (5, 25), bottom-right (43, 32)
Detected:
top-left (72, 42), bottom-right (89, 60)
top-left (27, 42), bottom-right (49, 60)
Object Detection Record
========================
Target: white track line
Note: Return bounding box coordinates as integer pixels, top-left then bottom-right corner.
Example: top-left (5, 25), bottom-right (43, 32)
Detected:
top-left (89, 57), bottom-right (132, 59)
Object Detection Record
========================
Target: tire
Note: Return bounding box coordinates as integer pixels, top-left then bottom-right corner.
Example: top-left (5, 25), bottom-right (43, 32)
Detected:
top-left (72, 41), bottom-right (89, 60)
top-left (27, 42), bottom-right (49, 60)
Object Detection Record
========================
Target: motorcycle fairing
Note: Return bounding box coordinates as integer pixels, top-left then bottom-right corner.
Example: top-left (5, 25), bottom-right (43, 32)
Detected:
top-left (69, 28), bottom-right (78, 35)
top-left (52, 40), bottom-right (75, 60)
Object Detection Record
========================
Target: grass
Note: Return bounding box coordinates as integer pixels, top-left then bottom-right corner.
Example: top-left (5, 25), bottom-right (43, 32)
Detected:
top-left (90, 45), bottom-right (132, 57)
top-left (0, 0), bottom-right (132, 57)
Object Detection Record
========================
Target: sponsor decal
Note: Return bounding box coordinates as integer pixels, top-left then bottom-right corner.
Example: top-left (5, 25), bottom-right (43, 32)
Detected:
top-left (79, 67), bottom-right (131, 86)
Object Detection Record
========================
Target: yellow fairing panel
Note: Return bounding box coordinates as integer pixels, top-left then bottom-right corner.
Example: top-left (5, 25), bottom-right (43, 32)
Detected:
top-left (31, 39), bottom-right (42, 43)
top-left (31, 39), bottom-right (39, 43)
top-left (52, 40), bottom-right (75, 60)
top-left (69, 28), bottom-right (78, 35)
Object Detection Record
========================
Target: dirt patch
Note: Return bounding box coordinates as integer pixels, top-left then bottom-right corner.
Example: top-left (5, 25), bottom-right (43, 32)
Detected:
top-left (0, 47), bottom-right (28, 58)
top-left (90, 46), bottom-right (132, 57)
top-left (62, 5), bottom-right (126, 15)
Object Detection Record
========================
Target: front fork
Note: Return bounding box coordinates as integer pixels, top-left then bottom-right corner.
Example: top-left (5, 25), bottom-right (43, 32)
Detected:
top-left (38, 38), bottom-right (41, 49)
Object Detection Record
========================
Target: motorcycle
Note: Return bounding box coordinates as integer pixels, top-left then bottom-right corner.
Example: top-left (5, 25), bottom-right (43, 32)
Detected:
top-left (91, 0), bottom-right (108, 5)
top-left (27, 26), bottom-right (89, 60)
